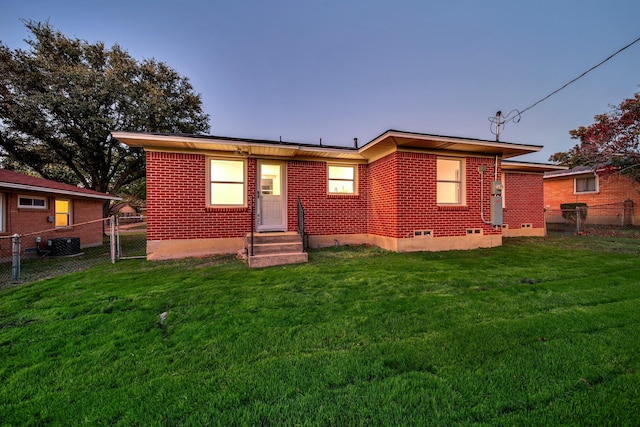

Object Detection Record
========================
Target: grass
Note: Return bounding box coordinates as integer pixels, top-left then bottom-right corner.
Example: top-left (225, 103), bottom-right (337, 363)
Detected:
top-left (1, 235), bottom-right (640, 425)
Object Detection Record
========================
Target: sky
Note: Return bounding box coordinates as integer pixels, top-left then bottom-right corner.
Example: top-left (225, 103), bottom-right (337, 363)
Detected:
top-left (1, 0), bottom-right (639, 163)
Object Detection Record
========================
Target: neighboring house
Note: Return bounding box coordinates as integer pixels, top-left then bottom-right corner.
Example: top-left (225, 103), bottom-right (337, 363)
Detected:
top-left (0, 169), bottom-right (120, 257)
top-left (544, 165), bottom-right (639, 225)
top-left (110, 201), bottom-right (145, 217)
top-left (110, 201), bottom-right (146, 225)
top-left (110, 201), bottom-right (138, 217)
top-left (113, 130), bottom-right (562, 262)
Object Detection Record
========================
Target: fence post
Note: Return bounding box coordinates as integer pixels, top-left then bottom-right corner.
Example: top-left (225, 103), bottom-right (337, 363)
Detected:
top-left (576, 207), bottom-right (582, 234)
top-left (11, 234), bottom-right (20, 282)
top-left (110, 215), bottom-right (116, 263)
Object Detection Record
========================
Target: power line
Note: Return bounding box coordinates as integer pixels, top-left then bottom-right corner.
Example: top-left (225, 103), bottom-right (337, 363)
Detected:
top-left (489, 34), bottom-right (640, 139)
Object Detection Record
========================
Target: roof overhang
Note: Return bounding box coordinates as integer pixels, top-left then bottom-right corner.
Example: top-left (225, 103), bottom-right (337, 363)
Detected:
top-left (112, 132), bottom-right (366, 161)
top-left (0, 182), bottom-right (120, 201)
top-left (358, 130), bottom-right (543, 161)
top-left (113, 129), bottom-right (544, 163)
top-left (501, 160), bottom-right (568, 174)
top-left (543, 168), bottom-right (596, 179)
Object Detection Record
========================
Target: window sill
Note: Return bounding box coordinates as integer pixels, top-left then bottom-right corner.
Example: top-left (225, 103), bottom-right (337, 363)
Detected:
top-left (18, 207), bottom-right (48, 211)
top-left (327, 194), bottom-right (359, 198)
top-left (437, 205), bottom-right (469, 211)
top-left (206, 206), bottom-right (248, 213)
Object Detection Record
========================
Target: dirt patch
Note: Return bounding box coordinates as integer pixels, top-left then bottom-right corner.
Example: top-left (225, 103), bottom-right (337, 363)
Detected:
top-left (582, 228), bottom-right (640, 238)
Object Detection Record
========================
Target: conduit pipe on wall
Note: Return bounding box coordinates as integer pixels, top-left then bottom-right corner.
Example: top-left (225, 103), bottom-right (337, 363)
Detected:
top-left (479, 155), bottom-right (501, 227)
top-left (479, 168), bottom-right (492, 226)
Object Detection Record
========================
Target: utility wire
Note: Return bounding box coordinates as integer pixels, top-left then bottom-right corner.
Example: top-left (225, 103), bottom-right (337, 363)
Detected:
top-left (520, 34), bottom-right (640, 115)
top-left (490, 34), bottom-right (640, 136)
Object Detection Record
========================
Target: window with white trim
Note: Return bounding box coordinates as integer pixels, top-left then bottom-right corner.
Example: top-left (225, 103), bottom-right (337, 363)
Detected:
top-left (55, 199), bottom-right (71, 227)
top-left (575, 176), bottom-right (597, 193)
top-left (209, 158), bottom-right (246, 206)
top-left (18, 195), bottom-right (47, 209)
top-left (437, 158), bottom-right (463, 204)
top-left (328, 165), bottom-right (356, 194)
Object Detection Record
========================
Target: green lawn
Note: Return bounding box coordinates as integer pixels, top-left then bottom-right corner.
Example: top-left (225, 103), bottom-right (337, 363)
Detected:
top-left (1, 236), bottom-right (639, 426)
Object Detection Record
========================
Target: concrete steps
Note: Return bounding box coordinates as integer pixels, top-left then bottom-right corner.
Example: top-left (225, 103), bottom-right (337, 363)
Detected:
top-left (246, 232), bottom-right (308, 268)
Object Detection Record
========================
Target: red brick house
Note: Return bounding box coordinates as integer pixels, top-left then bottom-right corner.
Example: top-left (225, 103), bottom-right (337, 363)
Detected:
top-left (501, 160), bottom-right (562, 236)
top-left (0, 169), bottom-right (119, 257)
top-left (544, 166), bottom-right (639, 225)
top-left (113, 130), bottom-right (560, 264)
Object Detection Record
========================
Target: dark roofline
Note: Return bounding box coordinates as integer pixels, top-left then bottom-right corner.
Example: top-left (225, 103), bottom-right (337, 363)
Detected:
top-left (543, 165), bottom-right (595, 179)
top-left (121, 129), bottom-right (543, 152)
top-left (137, 132), bottom-right (358, 151)
top-left (0, 169), bottom-right (120, 201)
top-left (360, 129), bottom-right (544, 151)
top-left (502, 160), bottom-right (567, 173)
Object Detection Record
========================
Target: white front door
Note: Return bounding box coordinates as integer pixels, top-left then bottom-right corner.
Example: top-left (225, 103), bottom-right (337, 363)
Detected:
top-left (256, 161), bottom-right (286, 231)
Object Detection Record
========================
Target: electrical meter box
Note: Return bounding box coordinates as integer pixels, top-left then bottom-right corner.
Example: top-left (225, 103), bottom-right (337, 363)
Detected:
top-left (491, 181), bottom-right (503, 195)
top-left (490, 181), bottom-right (503, 226)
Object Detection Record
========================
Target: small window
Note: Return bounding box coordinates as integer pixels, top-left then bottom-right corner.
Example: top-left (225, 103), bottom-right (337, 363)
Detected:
top-left (437, 158), bottom-right (463, 204)
top-left (209, 159), bottom-right (246, 206)
top-left (328, 165), bottom-right (356, 194)
top-left (18, 196), bottom-right (47, 209)
top-left (575, 176), bottom-right (597, 193)
top-left (55, 199), bottom-right (71, 227)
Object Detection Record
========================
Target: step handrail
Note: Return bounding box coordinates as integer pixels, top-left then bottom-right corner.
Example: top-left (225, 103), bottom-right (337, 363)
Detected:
top-left (297, 196), bottom-right (306, 250)
top-left (250, 193), bottom-right (255, 256)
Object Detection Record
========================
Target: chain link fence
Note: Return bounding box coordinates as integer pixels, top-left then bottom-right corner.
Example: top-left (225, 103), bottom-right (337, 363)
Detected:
top-left (545, 201), bottom-right (639, 235)
top-left (0, 216), bottom-right (146, 290)
top-left (115, 215), bottom-right (147, 259)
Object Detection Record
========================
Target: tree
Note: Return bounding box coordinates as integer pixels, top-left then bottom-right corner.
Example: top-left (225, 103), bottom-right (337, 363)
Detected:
top-left (0, 20), bottom-right (210, 201)
top-left (549, 93), bottom-right (640, 174)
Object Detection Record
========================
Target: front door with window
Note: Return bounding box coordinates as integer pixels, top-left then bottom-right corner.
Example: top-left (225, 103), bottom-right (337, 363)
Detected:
top-left (256, 161), bottom-right (286, 231)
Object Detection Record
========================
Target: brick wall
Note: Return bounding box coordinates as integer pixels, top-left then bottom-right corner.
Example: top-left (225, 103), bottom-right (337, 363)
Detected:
top-left (146, 151), bottom-right (256, 240)
top-left (287, 161), bottom-right (368, 236)
top-left (371, 153), bottom-right (501, 238)
top-left (503, 172), bottom-right (544, 229)
top-left (441, 156), bottom-right (502, 237)
top-left (368, 153), bottom-right (399, 237)
top-left (395, 152), bottom-right (434, 238)
top-left (147, 153), bottom-right (369, 241)
top-left (146, 151), bottom-right (546, 245)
